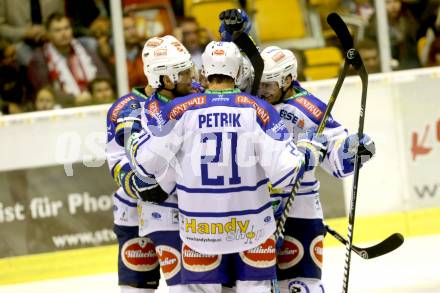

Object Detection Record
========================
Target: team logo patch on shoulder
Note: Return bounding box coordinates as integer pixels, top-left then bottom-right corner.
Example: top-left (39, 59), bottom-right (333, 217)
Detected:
top-left (181, 244), bottom-right (221, 272)
top-left (121, 237), bottom-right (158, 272)
top-left (148, 100), bottom-right (160, 115)
top-left (310, 235), bottom-right (324, 268)
top-left (235, 95), bottom-right (270, 125)
top-left (295, 97), bottom-right (323, 120)
top-left (111, 96), bottom-right (136, 122)
top-left (239, 236), bottom-right (276, 268)
top-left (169, 96), bottom-right (206, 119)
top-left (156, 245), bottom-right (181, 280)
top-left (277, 235), bottom-right (304, 270)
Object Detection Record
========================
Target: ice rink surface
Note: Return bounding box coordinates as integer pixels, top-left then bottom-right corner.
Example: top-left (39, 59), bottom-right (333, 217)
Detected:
top-left (1, 234), bottom-right (439, 293)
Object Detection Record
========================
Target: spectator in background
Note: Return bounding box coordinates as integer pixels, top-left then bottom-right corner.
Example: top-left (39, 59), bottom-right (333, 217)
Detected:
top-left (176, 17), bottom-right (213, 70)
top-left (65, 0), bottom-right (110, 37)
top-left (357, 38), bottom-right (381, 73)
top-left (89, 16), bottom-right (113, 74)
top-left (386, 0), bottom-right (421, 69)
top-left (0, 0), bottom-right (64, 66)
top-left (0, 65), bottom-right (28, 114)
top-left (123, 14), bottom-right (145, 88)
top-left (89, 77), bottom-right (115, 104)
top-left (34, 86), bottom-right (58, 111)
top-left (28, 13), bottom-right (111, 108)
top-left (426, 36), bottom-right (440, 66)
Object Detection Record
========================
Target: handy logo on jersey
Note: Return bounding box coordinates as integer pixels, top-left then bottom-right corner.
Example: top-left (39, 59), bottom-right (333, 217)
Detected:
top-left (239, 236), bottom-right (276, 268)
top-left (310, 235), bottom-right (324, 268)
top-left (169, 96), bottom-right (206, 119)
top-left (111, 96), bottom-right (136, 122)
top-left (277, 235), bottom-right (304, 270)
top-left (182, 244), bottom-right (221, 272)
top-left (121, 237), bottom-right (159, 272)
top-left (184, 217), bottom-right (249, 235)
top-left (295, 97), bottom-right (323, 120)
top-left (155, 245), bottom-right (181, 280)
top-left (235, 95), bottom-right (270, 125)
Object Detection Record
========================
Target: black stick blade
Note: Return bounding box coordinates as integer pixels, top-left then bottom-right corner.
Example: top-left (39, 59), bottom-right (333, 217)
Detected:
top-left (357, 233), bottom-right (404, 259)
top-left (327, 13), bottom-right (353, 51)
top-left (327, 12), bottom-right (363, 70)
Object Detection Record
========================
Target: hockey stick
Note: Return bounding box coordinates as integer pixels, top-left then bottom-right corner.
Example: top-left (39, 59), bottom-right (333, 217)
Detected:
top-left (325, 225), bottom-right (404, 259)
top-left (232, 31), bottom-right (264, 95)
top-left (273, 42), bottom-right (352, 244)
top-left (327, 12), bottom-right (369, 293)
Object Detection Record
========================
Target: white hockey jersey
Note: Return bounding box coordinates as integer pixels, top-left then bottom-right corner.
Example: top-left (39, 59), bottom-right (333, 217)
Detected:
top-left (130, 89), bottom-right (305, 254)
top-left (106, 88), bottom-right (178, 235)
top-left (271, 81), bottom-right (351, 220)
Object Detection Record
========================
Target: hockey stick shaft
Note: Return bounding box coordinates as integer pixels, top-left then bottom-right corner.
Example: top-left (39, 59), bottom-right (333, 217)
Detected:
top-left (342, 64), bottom-right (368, 293)
top-left (232, 31), bottom-right (264, 95)
top-left (326, 13), bottom-right (368, 292)
top-left (274, 60), bottom-right (350, 242)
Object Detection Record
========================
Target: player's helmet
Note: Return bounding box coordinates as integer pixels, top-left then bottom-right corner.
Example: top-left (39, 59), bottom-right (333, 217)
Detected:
top-left (142, 35), bottom-right (193, 89)
top-left (201, 41), bottom-right (242, 85)
top-left (261, 46), bottom-right (298, 88)
top-left (237, 54), bottom-right (254, 91)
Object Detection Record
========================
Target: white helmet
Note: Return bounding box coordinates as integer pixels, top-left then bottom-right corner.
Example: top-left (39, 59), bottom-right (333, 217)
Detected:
top-left (201, 41), bottom-right (242, 85)
top-left (142, 35), bottom-right (193, 89)
top-left (237, 54), bottom-right (254, 92)
top-left (261, 46), bottom-right (297, 88)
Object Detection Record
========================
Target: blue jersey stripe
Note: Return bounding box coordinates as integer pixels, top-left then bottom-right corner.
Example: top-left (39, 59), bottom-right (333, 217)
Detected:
top-left (272, 168), bottom-right (298, 188)
top-left (179, 201), bottom-right (272, 217)
top-left (114, 193), bottom-right (137, 207)
top-left (156, 201), bottom-right (178, 209)
top-left (176, 178), bottom-right (269, 194)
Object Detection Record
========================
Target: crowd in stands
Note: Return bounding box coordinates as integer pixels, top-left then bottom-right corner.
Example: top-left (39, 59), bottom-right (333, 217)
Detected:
top-left (1, 0), bottom-right (440, 116)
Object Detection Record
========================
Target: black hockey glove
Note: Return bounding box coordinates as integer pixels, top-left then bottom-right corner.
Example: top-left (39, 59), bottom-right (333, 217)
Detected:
top-left (132, 176), bottom-right (169, 204)
top-left (219, 9), bottom-right (251, 41)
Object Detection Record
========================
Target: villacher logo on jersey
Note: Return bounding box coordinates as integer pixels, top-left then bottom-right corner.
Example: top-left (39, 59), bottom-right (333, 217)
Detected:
top-left (156, 245), bottom-right (181, 280)
top-left (121, 237), bottom-right (159, 272)
top-left (277, 236), bottom-right (304, 270)
top-left (182, 244), bottom-right (221, 272)
top-left (239, 236), bottom-right (276, 268)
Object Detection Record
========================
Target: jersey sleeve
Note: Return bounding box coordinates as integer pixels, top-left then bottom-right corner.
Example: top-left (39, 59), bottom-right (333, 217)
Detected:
top-left (128, 100), bottom-right (184, 185)
top-left (106, 96), bottom-right (157, 200)
top-left (253, 97), bottom-right (305, 189)
top-left (287, 92), bottom-right (353, 178)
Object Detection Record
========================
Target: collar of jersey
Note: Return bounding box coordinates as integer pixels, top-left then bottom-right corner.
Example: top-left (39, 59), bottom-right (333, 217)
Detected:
top-left (284, 86), bottom-right (308, 101)
top-left (205, 89), bottom-right (240, 94)
top-left (132, 87), bottom-right (149, 100)
top-left (155, 92), bottom-right (171, 103)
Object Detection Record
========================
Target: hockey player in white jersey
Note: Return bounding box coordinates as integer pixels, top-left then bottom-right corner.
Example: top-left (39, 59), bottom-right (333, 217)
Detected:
top-left (106, 35), bottom-right (200, 292)
top-left (127, 40), bottom-right (328, 293)
top-left (258, 46), bottom-right (376, 293)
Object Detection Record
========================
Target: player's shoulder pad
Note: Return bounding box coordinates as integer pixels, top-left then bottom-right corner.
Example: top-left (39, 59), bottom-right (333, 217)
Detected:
top-left (234, 92), bottom-right (290, 141)
top-left (107, 92), bottom-right (144, 124)
top-left (163, 92), bottom-right (208, 121)
top-left (286, 85), bottom-right (340, 128)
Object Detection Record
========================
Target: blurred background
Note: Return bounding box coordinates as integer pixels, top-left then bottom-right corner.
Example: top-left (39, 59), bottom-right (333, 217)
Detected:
top-left (0, 0), bottom-right (439, 291)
